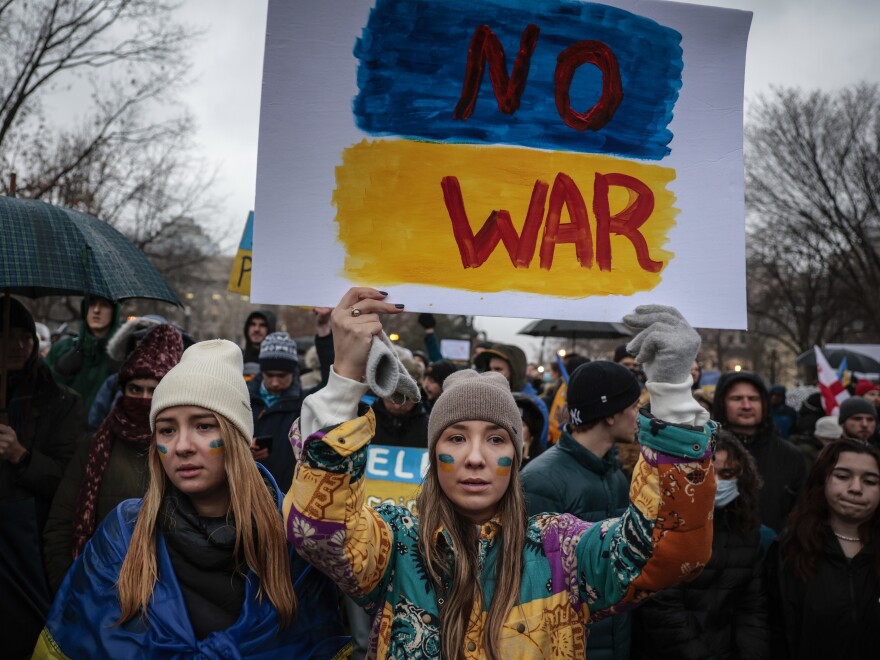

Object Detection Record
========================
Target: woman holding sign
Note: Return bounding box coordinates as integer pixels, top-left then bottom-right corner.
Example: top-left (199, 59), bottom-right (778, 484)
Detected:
top-left (36, 340), bottom-right (349, 658)
top-left (286, 287), bottom-right (717, 658)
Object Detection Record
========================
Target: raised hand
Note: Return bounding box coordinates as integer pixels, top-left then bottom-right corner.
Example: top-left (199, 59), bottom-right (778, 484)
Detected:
top-left (330, 288), bottom-right (403, 382)
top-left (623, 305), bottom-right (701, 384)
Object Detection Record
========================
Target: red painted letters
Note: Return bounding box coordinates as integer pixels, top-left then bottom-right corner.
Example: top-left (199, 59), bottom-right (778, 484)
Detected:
top-left (453, 24), bottom-right (540, 121)
top-left (442, 173), bottom-right (662, 273)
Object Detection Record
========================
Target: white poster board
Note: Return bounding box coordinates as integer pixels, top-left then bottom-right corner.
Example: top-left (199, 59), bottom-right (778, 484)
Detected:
top-left (254, 0), bottom-right (752, 328)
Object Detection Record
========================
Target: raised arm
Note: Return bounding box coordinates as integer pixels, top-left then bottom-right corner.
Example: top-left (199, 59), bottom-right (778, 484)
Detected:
top-left (283, 288), bottom-right (405, 604)
top-left (558, 306), bottom-right (716, 616)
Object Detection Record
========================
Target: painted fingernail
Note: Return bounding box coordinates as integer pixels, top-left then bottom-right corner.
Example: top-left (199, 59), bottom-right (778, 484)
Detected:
top-left (395, 304), bottom-right (405, 309)
top-left (379, 290), bottom-right (389, 296)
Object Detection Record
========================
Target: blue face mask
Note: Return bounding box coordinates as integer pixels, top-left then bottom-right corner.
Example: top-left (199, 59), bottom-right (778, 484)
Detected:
top-left (715, 478), bottom-right (740, 508)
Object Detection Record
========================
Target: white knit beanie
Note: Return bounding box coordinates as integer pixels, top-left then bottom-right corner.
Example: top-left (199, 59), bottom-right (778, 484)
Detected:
top-left (150, 339), bottom-right (254, 441)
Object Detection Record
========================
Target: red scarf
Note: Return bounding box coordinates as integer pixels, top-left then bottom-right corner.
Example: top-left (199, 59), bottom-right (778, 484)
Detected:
top-left (72, 396), bottom-right (152, 558)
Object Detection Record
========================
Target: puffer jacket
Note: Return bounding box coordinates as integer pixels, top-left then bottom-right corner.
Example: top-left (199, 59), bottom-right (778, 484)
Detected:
top-left (631, 506), bottom-right (770, 659)
top-left (521, 430), bottom-right (631, 660)
top-left (285, 372), bottom-right (716, 658)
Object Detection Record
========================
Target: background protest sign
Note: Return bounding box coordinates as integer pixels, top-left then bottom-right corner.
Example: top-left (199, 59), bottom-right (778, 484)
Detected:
top-left (254, 0), bottom-right (752, 328)
top-left (363, 444), bottom-right (428, 512)
top-left (227, 211), bottom-right (254, 295)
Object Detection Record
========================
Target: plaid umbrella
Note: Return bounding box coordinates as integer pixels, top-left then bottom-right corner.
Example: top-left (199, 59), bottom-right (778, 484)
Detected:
top-left (1, 195), bottom-right (181, 420)
top-left (0, 196), bottom-right (180, 303)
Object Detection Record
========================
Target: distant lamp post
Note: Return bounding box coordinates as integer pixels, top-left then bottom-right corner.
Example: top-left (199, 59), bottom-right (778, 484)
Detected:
top-left (388, 333), bottom-right (400, 342)
top-left (558, 349), bottom-right (567, 357)
top-left (733, 364), bottom-right (742, 372)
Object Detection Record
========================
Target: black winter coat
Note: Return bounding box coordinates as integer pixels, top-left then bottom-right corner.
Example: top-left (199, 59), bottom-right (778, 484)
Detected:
top-left (371, 399), bottom-right (429, 448)
top-left (766, 531), bottom-right (880, 660)
top-left (631, 506), bottom-right (770, 660)
top-left (247, 335), bottom-right (333, 492)
top-left (740, 428), bottom-right (805, 533)
top-left (249, 380), bottom-right (302, 494)
top-left (520, 431), bottom-right (631, 660)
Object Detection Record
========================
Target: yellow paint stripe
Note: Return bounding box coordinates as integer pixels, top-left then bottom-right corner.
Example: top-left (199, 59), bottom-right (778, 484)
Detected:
top-left (335, 140), bottom-right (677, 297)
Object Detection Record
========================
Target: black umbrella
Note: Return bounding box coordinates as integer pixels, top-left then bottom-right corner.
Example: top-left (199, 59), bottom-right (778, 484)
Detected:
top-left (518, 318), bottom-right (633, 340)
top-left (1, 195), bottom-right (181, 422)
top-left (795, 347), bottom-right (880, 373)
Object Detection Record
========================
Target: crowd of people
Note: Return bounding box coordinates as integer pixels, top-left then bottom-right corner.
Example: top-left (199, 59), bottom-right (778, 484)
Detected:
top-left (0, 290), bottom-right (878, 658)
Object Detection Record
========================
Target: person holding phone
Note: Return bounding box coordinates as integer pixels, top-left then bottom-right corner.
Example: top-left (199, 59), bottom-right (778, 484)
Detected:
top-left (249, 321), bottom-right (332, 492)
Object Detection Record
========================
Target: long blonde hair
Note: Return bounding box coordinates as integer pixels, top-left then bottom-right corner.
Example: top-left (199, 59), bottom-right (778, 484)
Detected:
top-left (117, 415), bottom-right (296, 626)
top-left (416, 450), bottom-right (528, 659)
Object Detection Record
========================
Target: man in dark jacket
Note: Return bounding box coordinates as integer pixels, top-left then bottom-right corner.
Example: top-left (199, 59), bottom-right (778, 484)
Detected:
top-left (0, 297), bottom-right (86, 657)
top-left (241, 309), bottom-right (277, 368)
top-left (712, 371), bottom-right (806, 534)
top-left (521, 360), bottom-right (640, 660)
top-left (248, 330), bottom-right (331, 492)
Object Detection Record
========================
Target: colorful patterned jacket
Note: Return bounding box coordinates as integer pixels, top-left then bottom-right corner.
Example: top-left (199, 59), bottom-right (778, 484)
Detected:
top-left (285, 370), bottom-right (716, 658)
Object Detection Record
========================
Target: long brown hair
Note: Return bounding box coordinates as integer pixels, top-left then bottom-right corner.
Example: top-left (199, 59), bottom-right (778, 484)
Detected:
top-left (780, 438), bottom-right (880, 581)
top-left (117, 415), bottom-right (296, 626)
top-left (416, 450), bottom-right (528, 660)
top-left (715, 432), bottom-right (763, 532)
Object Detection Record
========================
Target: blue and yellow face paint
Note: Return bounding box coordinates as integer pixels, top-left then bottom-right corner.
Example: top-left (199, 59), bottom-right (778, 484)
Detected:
top-left (156, 444), bottom-right (168, 459)
top-left (438, 453), bottom-right (456, 472)
top-left (209, 439), bottom-right (225, 455)
top-left (496, 456), bottom-right (513, 477)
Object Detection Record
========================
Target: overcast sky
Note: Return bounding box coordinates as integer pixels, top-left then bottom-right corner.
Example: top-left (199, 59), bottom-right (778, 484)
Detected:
top-left (174, 0), bottom-right (880, 360)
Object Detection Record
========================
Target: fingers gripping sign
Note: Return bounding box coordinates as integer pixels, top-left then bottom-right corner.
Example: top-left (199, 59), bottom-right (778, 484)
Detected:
top-left (330, 288), bottom-right (404, 382)
top-left (623, 305), bottom-right (700, 385)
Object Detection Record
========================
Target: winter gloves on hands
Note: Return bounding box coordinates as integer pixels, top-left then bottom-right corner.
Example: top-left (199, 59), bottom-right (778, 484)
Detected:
top-left (366, 332), bottom-right (422, 405)
top-left (624, 305), bottom-right (700, 385)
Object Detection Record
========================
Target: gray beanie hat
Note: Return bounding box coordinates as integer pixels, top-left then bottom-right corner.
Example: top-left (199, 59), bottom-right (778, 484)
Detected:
top-left (150, 339), bottom-right (254, 441)
top-left (838, 396), bottom-right (877, 425)
top-left (259, 331), bottom-right (298, 373)
top-left (428, 370), bottom-right (522, 460)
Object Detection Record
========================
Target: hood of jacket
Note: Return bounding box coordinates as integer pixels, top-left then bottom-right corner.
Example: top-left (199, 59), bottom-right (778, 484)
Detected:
top-left (712, 370), bottom-right (773, 433)
top-left (474, 343), bottom-right (528, 391)
top-left (243, 310), bottom-right (277, 346)
top-left (106, 315), bottom-right (168, 362)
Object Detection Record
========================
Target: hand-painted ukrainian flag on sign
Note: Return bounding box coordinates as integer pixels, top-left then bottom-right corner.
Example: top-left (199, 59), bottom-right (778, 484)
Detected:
top-left (254, 0), bottom-right (752, 329)
top-left (228, 211), bottom-right (253, 295)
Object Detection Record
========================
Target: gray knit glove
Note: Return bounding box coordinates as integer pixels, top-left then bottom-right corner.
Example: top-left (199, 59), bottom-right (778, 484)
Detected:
top-left (623, 305), bottom-right (701, 384)
top-left (365, 331), bottom-right (422, 404)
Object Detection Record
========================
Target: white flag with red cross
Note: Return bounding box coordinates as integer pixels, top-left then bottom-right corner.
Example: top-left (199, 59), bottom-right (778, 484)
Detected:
top-left (815, 346), bottom-right (849, 415)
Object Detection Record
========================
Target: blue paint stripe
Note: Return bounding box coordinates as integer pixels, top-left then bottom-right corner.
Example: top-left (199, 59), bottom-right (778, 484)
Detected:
top-left (366, 445), bottom-right (428, 484)
top-left (353, 0), bottom-right (682, 160)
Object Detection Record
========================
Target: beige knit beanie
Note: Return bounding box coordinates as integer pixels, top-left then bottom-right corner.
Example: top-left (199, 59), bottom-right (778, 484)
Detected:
top-left (427, 370), bottom-right (522, 460)
top-left (150, 339), bottom-right (254, 441)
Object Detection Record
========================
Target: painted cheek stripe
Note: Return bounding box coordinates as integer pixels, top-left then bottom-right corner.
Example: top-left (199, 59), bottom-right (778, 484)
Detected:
top-left (209, 439), bottom-right (226, 455)
top-left (496, 456), bottom-right (513, 476)
top-left (438, 453), bottom-right (456, 472)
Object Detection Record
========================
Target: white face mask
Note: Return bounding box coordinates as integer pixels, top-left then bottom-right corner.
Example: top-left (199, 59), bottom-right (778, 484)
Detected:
top-left (715, 478), bottom-right (740, 508)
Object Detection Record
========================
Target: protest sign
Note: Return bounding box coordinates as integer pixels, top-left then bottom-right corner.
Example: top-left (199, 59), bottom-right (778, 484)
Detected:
top-left (254, 0), bottom-right (751, 328)
top-left (363, 444), bottom-right (428, 511)
top-left (227, 211), bottom-right (253, 295)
